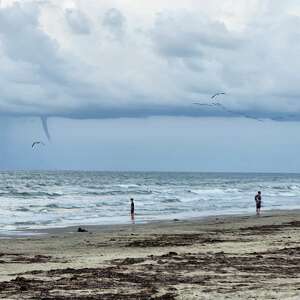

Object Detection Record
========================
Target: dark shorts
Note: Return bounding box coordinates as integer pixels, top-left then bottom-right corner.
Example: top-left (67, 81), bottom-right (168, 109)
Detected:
top-left (256, 202), bottom-right (261, 209)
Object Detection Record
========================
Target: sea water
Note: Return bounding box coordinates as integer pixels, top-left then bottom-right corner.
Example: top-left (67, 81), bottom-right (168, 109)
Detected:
top-left (0, 171), bottom-right (299, 233)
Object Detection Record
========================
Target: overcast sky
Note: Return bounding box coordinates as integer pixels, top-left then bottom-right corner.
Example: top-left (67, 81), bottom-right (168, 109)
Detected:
top-left (1, 0), bottom-right (300, 172)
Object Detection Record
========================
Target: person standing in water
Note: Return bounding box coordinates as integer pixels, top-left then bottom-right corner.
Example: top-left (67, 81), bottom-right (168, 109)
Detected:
top-left (255, 191), bottom-right (262, 216)
top-left (130, 198), bottom-right (135, 223)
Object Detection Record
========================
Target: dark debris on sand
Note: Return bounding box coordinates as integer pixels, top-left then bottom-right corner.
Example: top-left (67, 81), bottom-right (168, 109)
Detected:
top-left (0, 245), bottom-right (299, 299)
top-left (0, 253), bottom-right (66, 264)
top-left (240, 221), bottom-right (300, 235)
top-left (126, 233), bottom-right (230, 247)
top-left (0, 221), bottom-right (299, 299)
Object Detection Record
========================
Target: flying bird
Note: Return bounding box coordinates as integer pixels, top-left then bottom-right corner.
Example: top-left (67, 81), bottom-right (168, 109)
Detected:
top-left (211, 92), bottom-right (226, 99)
top-left (32, 141), bottom-right (45, 149)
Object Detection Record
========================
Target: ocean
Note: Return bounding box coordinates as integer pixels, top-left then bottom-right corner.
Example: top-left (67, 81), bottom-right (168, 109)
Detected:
top-left (0, 171), bottom-right (299, 234)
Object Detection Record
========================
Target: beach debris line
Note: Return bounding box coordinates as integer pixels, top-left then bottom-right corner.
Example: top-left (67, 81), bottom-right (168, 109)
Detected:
top-left (0, 253), bottom-right (66, 264)
top-left (3, 242), bottom-right (299, 299)
top-left (0, 216), bottom-right (299, 299)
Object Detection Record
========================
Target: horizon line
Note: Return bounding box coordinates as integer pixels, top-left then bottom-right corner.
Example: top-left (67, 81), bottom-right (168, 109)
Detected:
top-left (0, 169), bottom-right (300, 175)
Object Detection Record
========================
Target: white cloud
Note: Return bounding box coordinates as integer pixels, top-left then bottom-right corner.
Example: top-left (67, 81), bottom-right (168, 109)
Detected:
top-left (64, 8), bottom-right (91, 35)
top-left (0, 0), bottom-right (299, 121)
top-left (102, 8), bottom-right (126, 40)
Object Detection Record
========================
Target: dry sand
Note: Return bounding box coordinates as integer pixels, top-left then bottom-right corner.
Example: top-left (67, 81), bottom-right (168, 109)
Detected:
top-left (0, 210), bottom-right (299, 299)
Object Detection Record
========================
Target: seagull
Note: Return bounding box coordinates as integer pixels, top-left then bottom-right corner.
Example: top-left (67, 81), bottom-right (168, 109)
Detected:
top-left (211, 92), bottom-right (226, 99)
top-left (32, 141), bottom-right (45, 148)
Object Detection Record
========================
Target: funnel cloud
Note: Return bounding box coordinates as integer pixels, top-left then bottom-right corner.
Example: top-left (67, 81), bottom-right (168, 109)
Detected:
top-left (41, 117), bottom-right (51, 142)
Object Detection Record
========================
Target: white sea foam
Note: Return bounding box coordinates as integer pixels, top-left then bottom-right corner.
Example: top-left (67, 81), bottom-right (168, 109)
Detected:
top-left (0, 171), bottom-right (300, 234)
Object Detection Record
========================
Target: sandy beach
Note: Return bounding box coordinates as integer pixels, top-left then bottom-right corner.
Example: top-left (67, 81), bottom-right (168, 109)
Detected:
top-left (0, 210), bottom-right (299, 299)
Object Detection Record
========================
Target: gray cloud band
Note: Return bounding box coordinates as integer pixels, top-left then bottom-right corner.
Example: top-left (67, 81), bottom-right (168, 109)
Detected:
top-left (0, 1), bottom-right (299, 127)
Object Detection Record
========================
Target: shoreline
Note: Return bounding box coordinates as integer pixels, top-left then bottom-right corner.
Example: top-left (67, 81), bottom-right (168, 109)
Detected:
top-left (1, 208), bottom-right (299, 239)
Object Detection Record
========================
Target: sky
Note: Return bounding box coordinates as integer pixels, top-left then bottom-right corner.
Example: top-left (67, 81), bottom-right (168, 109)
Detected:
top-left (1, 0), bottom-right (300, 172)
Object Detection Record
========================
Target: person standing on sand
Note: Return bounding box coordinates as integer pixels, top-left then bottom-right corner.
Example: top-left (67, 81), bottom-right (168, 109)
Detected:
top-left (130, 198), bottom-right (135, 223)
top-left (255, 191), bottom-right (262, 216)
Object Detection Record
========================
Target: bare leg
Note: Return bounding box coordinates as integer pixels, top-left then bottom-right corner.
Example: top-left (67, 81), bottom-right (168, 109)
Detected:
top-left (131, 212), bottom-right (135, 224)
top-left (256, 207), bottom-right (261, 216)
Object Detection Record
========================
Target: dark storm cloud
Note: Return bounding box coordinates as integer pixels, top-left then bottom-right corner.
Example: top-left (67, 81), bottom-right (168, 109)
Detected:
top-left (0, 1), bottom-right (299, 122)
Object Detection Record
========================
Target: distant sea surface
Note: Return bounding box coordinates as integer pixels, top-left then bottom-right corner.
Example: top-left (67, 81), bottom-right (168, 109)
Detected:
top-left (0, 171), bottom-right (300, 234)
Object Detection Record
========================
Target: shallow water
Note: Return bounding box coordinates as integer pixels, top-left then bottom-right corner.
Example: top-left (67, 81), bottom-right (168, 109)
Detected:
top-left (0, 171), bottom-right (299, 233)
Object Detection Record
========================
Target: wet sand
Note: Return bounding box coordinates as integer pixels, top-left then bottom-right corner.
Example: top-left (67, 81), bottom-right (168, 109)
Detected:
top-left (0, 210), bottom-right (299, 299)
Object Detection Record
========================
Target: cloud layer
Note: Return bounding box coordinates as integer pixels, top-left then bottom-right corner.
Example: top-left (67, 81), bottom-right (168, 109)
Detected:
top-left (0, 0), bottom-right (300, 121)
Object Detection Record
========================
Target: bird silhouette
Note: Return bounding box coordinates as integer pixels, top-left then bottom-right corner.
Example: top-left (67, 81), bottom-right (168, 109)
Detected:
top-left (32, 141), bottom-right (45, 149)
top-left (211, 92), bottom-right (226, 99)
